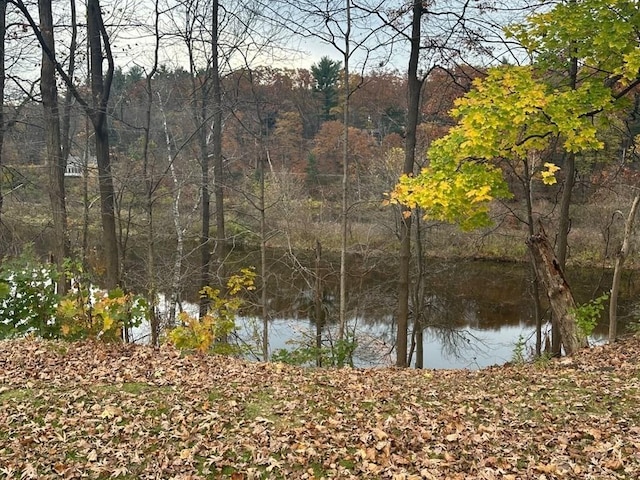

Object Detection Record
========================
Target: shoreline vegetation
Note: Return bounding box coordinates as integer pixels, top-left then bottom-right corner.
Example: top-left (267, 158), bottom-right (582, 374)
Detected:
top-left (1, 336), bottom-right (639, 478)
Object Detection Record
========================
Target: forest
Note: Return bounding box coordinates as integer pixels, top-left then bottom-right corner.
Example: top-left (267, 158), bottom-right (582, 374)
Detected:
top-left (0, 0), bottom-right (639, 368)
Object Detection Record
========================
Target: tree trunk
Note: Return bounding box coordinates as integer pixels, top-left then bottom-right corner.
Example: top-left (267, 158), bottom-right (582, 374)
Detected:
top-left (338, 0), bottom-right (350, 343)
top-left (39, 0), bottom-right (69, 293)
top-left (397, 0), bottom-right (423, 367)
top-left (158, 92), bottom-right (184, 328)
top-left (197, 80), bottom-right (211, 318)
top-left (81, 122), bottom-right (90, 266)
top-left (142, 3), bottom-right (160, 346)
top-left (553, 50), bottom-right (579, 355)
top-left (259, 152), bottom-right (268, 361)
top-left (609, 194), bottom-right (640, 343)
top-left (60, 0), bottom-right (77, 164)
top-left (414, 212), bottom-right (426, 369)
top-left (0, 0), bottom-right (5, 228)
top-left (212, 0), bottom-right (225, 275)
top-left (315, 240), bottom-right (324, 367)
top-left (523, 155), bottom-right (544, 357)
top-left (87, 0), bottom-right (118, 290)
top-left (553, 151), bottom-right (575, 355)
top-left (527, 224), bottom-right (588, 355)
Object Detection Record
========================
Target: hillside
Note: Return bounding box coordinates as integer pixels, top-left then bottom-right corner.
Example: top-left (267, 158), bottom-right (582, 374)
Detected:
top-left (1, 338), bottom-right (639, 479)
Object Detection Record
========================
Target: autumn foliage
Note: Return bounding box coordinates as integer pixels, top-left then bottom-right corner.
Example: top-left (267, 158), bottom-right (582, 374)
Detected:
top-left (1, 337), bottom-right (640, 478)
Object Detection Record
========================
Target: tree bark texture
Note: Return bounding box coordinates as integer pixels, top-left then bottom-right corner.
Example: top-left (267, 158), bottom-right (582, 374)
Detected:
top-left (523, 155), bottom-right (543, 357)
top-left (338, 0), bottom-right (350, 342)
top-left (0, 0), bottom-right (6, 228)
top-left (259, 153), bottom-right (268, 361)
top-left (39, 0), bottom-right (69, 293)
top-left (197, 80), bottom-right (211, 318)
top-left (527, 225), bottom-right (588, 355)
top-left (553, 50), bottom-right (579, 355)
top-left (315, 239), bottom-right (324, 367)
top-left (609, 195), bottom-right (640, 343)
top-left (397, 0), bottom-right (423, 367)
top-left (212, 0), bottom-right (225, 269)
top-left (87, 0), bottom-right (118, 290)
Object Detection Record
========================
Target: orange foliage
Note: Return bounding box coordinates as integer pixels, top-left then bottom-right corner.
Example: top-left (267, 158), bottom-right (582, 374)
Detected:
top-left (311, 121), bottom-right (376, 175)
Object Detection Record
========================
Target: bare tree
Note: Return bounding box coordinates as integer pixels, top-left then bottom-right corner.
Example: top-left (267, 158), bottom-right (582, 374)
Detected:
top-left (209, 0), bottom-right (223, 315)
top-left (14, 0), bottom-right (119, 289)
top-left (0, 0), bottom-right (6, 230)
top-left (259, 0), bottom-right (384, 348)
top-left (38, 0), bottom-right (69, 292)
top-left (141, 0), bottom-right (161, 345)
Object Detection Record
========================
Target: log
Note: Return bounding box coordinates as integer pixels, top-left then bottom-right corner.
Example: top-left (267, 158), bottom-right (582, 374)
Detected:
top-left (526, 224), bottom-right (588, 355)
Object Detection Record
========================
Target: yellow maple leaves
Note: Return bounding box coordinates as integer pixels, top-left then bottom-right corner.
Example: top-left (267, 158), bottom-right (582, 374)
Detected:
top-left (388, 59), bottom-right (617, 230)
top-left (541, 162), bottom-right (561, 185)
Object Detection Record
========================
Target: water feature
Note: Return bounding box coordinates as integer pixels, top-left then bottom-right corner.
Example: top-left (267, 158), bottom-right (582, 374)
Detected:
top-left (164, 257), bottom-right (639, 369)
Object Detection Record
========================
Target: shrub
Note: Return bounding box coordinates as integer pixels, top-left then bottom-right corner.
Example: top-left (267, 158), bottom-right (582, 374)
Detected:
top-left (166, 268), bottom-right (256, 354)
top-left (572, 293), bottom-right (608, 338)
top-left (0, 253), bottom-right (147, 341)
top-left (0, 247), bottom-right (60, 338)
top-left (56, 259), bottom-right (147, 341)
top-left (57, 288), bottom-right (147, 341)
top-left (271, 333), bottom-right (357, 367)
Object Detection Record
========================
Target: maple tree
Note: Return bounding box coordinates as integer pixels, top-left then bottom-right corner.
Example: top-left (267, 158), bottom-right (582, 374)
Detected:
top-left (392, 0), bottom-right (640, 225)
top-left (390, 0), bottom-right (640, 354)
top-left (391, 64), bottom-right (614, 228)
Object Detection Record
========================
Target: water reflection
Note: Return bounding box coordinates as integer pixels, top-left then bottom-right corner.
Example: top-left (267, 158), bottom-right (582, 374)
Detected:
top-left (137, 255), bottom-right (639, 369)
top-left (237, 258), bottom-right (638, 369)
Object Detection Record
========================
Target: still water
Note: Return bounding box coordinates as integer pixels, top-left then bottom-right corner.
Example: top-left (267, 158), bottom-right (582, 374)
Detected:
top-left (235, 317), bottom-right (533, 369)
top-left (169, 258), bottom-right (638, 370)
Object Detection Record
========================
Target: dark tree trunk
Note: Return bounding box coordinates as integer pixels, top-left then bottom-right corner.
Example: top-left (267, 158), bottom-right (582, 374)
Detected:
top-left (397, 0), bottom-right (423, 367)
top-left (198, 80), bottom-right (211, 317)
top-left (338, 1), bottom-right (350, 342)
top-left (553, 51), bottom-right (579, 355)
top-left (87, 0), bottom-right (118, 290)
top-left (142, 2), bottom-right (160, 346)
top-left (527, 224), bottom-right (588, 355)
top-left (259, 152), bottom-right (268, 361)
top-left (523, 155), bottom-right (544, 357)
top-left (414, 213), bottom-right (426, 369)
top-left (39, 0), bottom-right (69, 293)
top-left (212, 0), bottom-right (225, 271)
top-left (0, 1), bottom-right (7, 231)
top-left (315, 239), bottom-right (324, 367)
top-left (60, 0), bottom-right (77, 164)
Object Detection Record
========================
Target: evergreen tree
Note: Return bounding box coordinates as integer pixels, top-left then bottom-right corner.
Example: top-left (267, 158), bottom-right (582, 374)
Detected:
top-left (311, 56), bottom-right (342, 121)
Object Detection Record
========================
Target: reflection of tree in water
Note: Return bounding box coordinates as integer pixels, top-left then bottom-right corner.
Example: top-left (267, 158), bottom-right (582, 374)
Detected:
top-left (128, 246), bottom-right (638, 364)
top-left (424, 327), bottom-right (488, 365)
top-left (418, 293), bottom-right (489, 364)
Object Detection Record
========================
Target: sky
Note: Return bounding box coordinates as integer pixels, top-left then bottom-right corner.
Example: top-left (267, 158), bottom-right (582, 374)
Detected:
top-left (3, 0), bottom-right (537, 90)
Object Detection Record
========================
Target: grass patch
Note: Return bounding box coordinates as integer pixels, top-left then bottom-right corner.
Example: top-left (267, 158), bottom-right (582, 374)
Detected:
top-left (94, 382), bottom-right (171, 396)
top-left (207, 389), bottom-right (223, 402)
top-left (0, 387), bottom-right (37, 403)
top-left (244, 388), bottom-right (278, 421)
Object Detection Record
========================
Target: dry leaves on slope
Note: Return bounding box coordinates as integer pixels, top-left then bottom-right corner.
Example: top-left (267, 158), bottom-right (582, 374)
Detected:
top-left (1, 337), bottom-right (639, 478)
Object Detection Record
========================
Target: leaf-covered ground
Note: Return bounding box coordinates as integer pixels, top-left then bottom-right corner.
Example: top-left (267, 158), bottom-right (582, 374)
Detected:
top-left (1, 338), bottom-right (639, 479)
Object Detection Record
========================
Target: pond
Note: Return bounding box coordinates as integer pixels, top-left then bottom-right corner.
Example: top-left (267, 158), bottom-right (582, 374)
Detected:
top-left (146, 257), bottom-right (640, 369)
